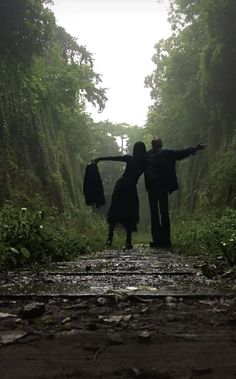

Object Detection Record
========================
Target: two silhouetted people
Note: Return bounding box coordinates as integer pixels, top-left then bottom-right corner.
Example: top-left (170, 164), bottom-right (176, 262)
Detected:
top-left (85, 138), bottom-right (205, 250)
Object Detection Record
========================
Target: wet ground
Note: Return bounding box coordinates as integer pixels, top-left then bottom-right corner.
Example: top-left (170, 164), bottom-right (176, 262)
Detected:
top-left (0, 247), bottom-right (236, 378)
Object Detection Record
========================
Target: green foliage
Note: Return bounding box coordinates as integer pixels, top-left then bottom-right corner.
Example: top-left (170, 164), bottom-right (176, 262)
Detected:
top-left (0, 0), bottom-right (54, 64)
top-left (203, 151), bottom-right (236, 208)
top-left (51, 207), bottom-right (108, 253)
top-left (172, 209), bottom-right (236, 265)
top-left (0, 204), bottom-right (111, 269)
top-left (0, 1), bottom-right (107, 210)
top-left (0, 205), bottom-right (55, 267)
top-left (143, 0), bottom-right (236, 262)
top-left (144, 0), bottom-right (236, 218)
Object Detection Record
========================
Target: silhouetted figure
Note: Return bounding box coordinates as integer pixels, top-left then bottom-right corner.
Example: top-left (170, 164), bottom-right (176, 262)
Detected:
top-left (94, 141), bottom-right (146, 249)
top-left (145, 137), bottom-right (206, 249)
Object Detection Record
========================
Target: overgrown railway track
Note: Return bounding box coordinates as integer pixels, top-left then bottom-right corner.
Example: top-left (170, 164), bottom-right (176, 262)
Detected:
top-left (0, 247), bottom-right (236, 379)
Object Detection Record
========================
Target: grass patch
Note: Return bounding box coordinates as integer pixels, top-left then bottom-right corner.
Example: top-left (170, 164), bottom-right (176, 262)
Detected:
top-left (172, 208), bottom-right (236, 265)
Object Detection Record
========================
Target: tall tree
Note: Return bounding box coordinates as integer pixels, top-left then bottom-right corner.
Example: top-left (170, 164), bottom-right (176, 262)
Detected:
top-left (0, 0), bottom-right (107, 209)
top-left (145, 0), bottom-right (236, 211)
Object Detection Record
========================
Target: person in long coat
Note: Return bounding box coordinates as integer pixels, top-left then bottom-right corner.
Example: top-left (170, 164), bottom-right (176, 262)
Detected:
top-left (144, 137), bottom-right (206, 249)
top-left (94, 141), bottom-right (146, 249)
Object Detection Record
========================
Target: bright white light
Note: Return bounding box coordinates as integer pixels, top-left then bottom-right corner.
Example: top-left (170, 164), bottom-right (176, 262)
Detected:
top-left (49, 0), bottom-right (171, 126)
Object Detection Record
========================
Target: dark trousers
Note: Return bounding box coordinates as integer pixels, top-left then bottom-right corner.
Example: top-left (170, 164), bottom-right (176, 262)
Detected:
top-left (148, 189), bottom-right (171, 247)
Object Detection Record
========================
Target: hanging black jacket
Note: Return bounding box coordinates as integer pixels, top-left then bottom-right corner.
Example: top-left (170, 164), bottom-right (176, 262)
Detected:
top-left (83, 163), bottom-right (105, 208)
top-left (144, 147), bottom-right (196, 194)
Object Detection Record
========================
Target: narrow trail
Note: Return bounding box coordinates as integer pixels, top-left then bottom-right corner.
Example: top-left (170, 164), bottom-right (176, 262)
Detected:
top-left (0, 247), bottom-right (236, 378)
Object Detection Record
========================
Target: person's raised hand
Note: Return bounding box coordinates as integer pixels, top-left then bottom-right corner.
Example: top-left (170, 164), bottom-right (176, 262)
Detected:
top-left (196, 143), bottom-right (206, 151)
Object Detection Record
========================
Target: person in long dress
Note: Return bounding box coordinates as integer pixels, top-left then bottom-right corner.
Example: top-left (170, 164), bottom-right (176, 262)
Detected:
top-left (94, 141), bottom-right (146, 249)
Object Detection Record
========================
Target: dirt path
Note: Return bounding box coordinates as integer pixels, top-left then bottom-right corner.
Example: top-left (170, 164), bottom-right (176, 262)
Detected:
top-left (0, 247), bottom-right (236, 378)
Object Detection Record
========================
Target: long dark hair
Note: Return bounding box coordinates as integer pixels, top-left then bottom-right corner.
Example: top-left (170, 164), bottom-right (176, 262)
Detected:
top-left (132, 141), bottom-right (146, 169)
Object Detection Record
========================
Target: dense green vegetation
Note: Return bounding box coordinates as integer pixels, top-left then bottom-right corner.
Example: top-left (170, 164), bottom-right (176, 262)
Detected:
top-left (0, 204), bottom-right (111, 267)
top-left (145, 0), bottom-right (236, 209)
top-left (144, 0), bottom-right (236, 261)
top-left (0, 0), bottom-right (106, 210)
top-left (0, 210), bottom-right (114, 271)
top-left (0, 0), bottom-right (112, 267)
top-left (0, 0), bottom-right (235, 268)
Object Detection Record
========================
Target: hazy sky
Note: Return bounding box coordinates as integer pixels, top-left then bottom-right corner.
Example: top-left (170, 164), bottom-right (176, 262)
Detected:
top-left (50, 0), bottom-right (171, 126)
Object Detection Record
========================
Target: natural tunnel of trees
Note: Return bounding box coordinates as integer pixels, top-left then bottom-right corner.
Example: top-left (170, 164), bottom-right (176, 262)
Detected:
top-left (0, 0), bottom-right (235, 266)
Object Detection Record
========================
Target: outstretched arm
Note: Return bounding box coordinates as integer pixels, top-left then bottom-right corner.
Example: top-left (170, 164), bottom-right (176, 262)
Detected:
top-left (94, 156), bottom-right (128, 164)
top-left (173, 143), bottom-right (206, 161)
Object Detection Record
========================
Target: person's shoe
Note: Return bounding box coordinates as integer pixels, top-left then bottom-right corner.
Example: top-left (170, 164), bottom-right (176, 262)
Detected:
top-left (149, 241), bottom-right (161, 248)
top-left (124, 243), bottom-right (133, 250)
top-left (160, 244), bottom-right (172, 253)
top-left (161, 242), bottom-right (172, 249)
top-left (105, 239), bottom-right (112, 247)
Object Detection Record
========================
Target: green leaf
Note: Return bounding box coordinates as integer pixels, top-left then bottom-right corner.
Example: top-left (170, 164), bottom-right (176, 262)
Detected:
top-left (20, 247), bottom-right (30, 259)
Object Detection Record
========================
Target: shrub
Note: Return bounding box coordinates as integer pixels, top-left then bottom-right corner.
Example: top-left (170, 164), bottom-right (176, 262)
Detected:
top-left (0, 204), bottom-right (55, 267)
top-left (172, 208), bottom-right (236, 265)
top-left (0, 204), bottom-right (115, 269)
